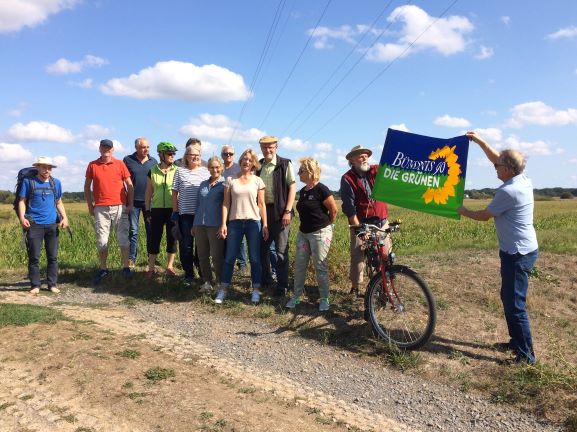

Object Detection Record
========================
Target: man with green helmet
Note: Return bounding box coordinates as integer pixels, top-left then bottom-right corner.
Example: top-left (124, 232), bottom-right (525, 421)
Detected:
top-left (144, 142), bottom-right (179, 277)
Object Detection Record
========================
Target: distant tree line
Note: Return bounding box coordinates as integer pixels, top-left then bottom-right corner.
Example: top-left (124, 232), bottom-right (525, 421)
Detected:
top-left (466, 188), bottom-right (576, 200)
top-left (0, 187), bottom-right (574, 205)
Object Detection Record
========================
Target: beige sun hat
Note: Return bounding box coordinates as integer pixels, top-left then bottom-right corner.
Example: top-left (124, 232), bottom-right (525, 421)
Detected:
top-left (345, 145), bottom-right (372, 160)
top-left (259, 135), bottom-right (278, 144)
top-left (32, 156), bottom-right (57, 168)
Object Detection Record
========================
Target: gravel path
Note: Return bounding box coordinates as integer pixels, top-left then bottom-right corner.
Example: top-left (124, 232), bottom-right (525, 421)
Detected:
top-left (49, 286), bottom-right (562, 432)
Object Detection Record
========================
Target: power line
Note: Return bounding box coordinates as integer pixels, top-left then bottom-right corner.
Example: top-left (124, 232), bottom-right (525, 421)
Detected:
top-left (289, 1), bottom-right (413, 137)
top-left (305, 0), bottom-right (462, 142)
top-left (228, 0), bottom-right (287, 144)
top-left (258, 0), bottom-right (333, 129)
top-left (281, 0), bottom-right (398, 137)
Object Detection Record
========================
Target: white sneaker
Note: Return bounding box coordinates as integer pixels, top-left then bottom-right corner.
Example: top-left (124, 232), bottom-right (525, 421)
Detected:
top-left (30, 287), bottom-right (40, 294)
top-left (200, 282), bottom-right (213, 293)
top-left (251, 289), bottom-right (261, 304)
top-left (319, 298), bottom-right (330, 312)
top-left (214, 289), bottom-right (227, 304)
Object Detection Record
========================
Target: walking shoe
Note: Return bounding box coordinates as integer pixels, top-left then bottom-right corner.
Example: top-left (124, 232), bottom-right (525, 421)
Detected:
top-left (122, 267), bottom-right (133, 278)
top-left (285, 296), bottom-right (300, 309)
top-left (30, 287), bottom-right (40, 294)
top-left (319, 298), bottom-right (330, 312)
top-left (214, 289), bottom-right (227, 304)
top-left (165, 268), bottom-right (176, 276)
top-left (200, 282), bottom-right (213, 293)
top-left (49, 286), bottom-right (60, 293)
top-left (251, 289), bottom-right (261, 304)
top-left (94, 269), bottom-right (109, 285)
top-left (184, 276), bottom-right (194, 286)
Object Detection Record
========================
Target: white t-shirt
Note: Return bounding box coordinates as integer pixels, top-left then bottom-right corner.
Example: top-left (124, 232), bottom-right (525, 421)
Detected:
top-left (226, 175), bottom-right (265, 221)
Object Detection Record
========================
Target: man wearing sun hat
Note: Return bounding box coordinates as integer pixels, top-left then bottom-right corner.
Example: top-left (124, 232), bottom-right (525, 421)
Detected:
top-left (340, 145), bottom-right (389, 295)
top-left (17, 156), bottom-right (69, 294)
top-left (256, 135), bottom-right (296, 297)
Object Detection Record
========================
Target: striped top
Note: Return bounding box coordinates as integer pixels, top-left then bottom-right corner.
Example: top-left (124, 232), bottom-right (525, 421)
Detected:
top-left (172, 166), bottom-right (210, 215)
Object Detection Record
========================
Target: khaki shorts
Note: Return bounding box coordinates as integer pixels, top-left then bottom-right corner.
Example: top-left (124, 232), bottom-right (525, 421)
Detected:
top-left (94, 205), bottom-right (130, 250)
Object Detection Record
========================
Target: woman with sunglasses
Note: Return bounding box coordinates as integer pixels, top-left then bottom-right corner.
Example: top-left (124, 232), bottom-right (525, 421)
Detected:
top-left (172, 142), bottom-right (209, 284)
top-left (192, 156), bottom-right (225, 293)
top-left (216, 149), bottom-right (268, 304)
top-left (286, 157), bottom-right (337, 312)
top-left (144, 142), bottom-right (179, 277)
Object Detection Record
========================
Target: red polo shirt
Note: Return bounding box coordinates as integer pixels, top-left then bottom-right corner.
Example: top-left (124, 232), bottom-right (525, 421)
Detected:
top-left (86, 157), bottom-right (131, 206)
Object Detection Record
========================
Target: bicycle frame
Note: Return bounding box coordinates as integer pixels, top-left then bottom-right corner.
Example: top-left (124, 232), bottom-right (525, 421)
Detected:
top-left (362, 223), bottom-right (402, 312)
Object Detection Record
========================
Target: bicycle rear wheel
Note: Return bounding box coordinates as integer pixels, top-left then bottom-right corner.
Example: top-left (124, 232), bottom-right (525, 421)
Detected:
top-left (364, 265), bottom-right (436, 350)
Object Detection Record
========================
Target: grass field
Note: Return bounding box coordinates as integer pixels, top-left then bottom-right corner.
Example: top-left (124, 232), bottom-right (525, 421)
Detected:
top-left (1, 199), bottom-right (576, 429)
top-left (1, 199), bottom-right (575, 275)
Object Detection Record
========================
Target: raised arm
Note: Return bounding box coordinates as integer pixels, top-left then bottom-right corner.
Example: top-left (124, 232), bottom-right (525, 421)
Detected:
top-left (466, 131), bottom-right (500, 164)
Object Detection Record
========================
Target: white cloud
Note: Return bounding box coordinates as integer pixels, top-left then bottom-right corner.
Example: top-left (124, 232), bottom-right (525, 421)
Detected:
top-left (0, 0), bottom-right (79, 33)
top-left (180, 113), bottom-right (264, 143)
top-left (475, 46), bottom-right (494, 60)
top-left (100, 61), bottom-right (250, 102)
top-left (434, 115), bottom-right (471, 128)
top-left (503, 135), bottom-right (556, 156)
top-left (569, 158), bottom-right (577, 164)
top-left (72, 78), bottom-right (93, 88)
top-left (473, 128), bottom-right (503, 143)
top-left (7, 108), bottom-right (23, 117)
top-left (546, 26), bottom-right (577, 40)
top-left (279, 137), bottom-right (308, 152)
top-left (471, 128), bottom-right (561, 157)
top-left (0, 142), bottom-right (33, 162)
top-left (500, 16), bottom-right (510, 26)
top-left (366, 5), bottom-right (473, 62)
top-left (81, 124), bottom-right (113, 139)
top-left (46, 55), bottom-right (108, 75)
top-left (84, 139), bottom-right (126, 153)
top-left (506, 101), bottom-right (577, 128)
top-left (389, 123), bottom-right (409, 132)
top-left (309, 25), bottom-right (357, 49)
top-left (315, 142), bottom-right (333, 152)
top-left (6, 121), bottom-right (75, 143)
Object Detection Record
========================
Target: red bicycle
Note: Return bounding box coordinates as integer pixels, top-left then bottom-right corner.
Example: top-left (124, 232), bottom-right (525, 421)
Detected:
top-left (352, 219), bottom-right (436, 350)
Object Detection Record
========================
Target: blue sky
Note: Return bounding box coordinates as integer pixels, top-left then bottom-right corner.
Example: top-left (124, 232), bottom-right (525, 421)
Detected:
top-left (1, 0), bottom-right (576, 192)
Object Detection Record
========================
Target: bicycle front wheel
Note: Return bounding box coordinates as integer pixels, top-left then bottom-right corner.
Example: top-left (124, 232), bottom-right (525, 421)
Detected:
top-left (365, 265), bottom-right (436, 350)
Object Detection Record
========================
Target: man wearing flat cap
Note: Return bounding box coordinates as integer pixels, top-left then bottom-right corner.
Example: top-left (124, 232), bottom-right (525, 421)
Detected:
top-left (84, 139), bottom-right (134, 284)
top-left (340, 145), bottom-right (389, 295)
top-left (256, 135), bottom-right (296, 297)
top-left (17, 157), bottom-right (69, 294)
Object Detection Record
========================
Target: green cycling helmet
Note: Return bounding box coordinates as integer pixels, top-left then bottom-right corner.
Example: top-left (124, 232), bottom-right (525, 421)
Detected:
top-left (157, 141), bottom-right (178, 153)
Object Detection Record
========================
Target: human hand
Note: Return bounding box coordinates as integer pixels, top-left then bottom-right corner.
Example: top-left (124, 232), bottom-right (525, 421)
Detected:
top-left (282, 212), bottom-right (291, 226)
top-left (144, 210), bottom-right (152, 224)
top-left (20, 218), bottom-right (31, 229)
top-left (171, 211), bottom-right (179, 222)
top-left (59, 217), bottom-right (69, 229)
top-left (262, 226), bottom-right (269, 241)
top-left (218, 226), bottom-right (227, 239)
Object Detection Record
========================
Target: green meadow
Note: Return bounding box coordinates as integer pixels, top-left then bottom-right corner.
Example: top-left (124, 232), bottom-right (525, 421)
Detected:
top-left (0, 199), bottom-right (576, 275)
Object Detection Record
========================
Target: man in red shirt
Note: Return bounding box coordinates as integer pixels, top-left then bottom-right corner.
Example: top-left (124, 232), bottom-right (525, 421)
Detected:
top-left (84, 139), bottom-right (134, 284)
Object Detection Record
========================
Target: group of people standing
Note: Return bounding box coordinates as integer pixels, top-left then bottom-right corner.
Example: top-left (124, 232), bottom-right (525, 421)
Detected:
top-left (80, 135), bottom-right (338, 311)
top-left (17, 132), bottom-right (540, 361)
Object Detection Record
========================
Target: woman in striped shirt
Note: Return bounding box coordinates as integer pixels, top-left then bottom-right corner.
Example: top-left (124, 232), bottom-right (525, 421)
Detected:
top-left (172, 143), bottom-right (209, 284)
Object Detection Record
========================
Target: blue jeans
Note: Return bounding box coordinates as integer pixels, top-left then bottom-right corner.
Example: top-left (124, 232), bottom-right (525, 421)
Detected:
top-left (26, 223), bottom-right (59, 288)
top-left (128, 200), bottom-right (151, 262)
top-left (500, 249), bottom-right (539, 363)
top-left (261, 206), bottom-right (290, 289)
top-left (221, 219), bottom-right (262, 288)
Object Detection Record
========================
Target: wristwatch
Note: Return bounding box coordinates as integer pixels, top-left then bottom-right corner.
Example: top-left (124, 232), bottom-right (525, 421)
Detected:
top-left (284, 209), bottom-right (292, 214)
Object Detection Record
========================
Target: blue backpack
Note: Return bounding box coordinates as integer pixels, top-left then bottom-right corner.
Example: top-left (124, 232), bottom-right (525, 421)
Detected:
top-left (13, 167), bottom-right (57, 219)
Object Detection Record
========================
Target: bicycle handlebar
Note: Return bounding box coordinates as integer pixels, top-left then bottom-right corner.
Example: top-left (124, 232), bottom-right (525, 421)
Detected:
top-left (348, 222), bottom-right (401, 236)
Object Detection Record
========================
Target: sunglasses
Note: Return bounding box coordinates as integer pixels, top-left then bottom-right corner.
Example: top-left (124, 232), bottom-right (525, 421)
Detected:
top-left (164, 152), bottom-right (175, 156)
top-left (221, 152), bottom-right (234, 156)
top-left (187, 154), bottom-right (200, 158)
